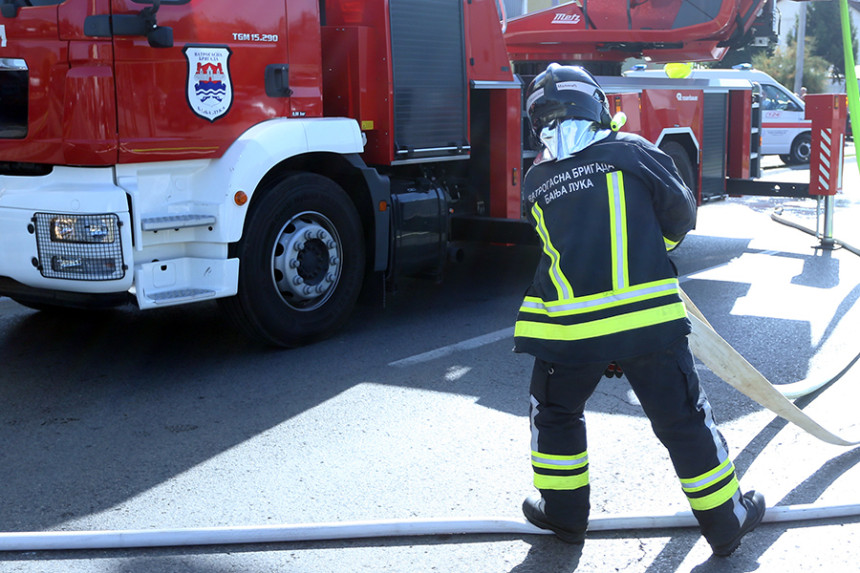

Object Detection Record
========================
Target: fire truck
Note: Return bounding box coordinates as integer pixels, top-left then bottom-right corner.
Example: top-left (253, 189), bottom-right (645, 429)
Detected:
top-left (0, 0), bottom-right (776, 346)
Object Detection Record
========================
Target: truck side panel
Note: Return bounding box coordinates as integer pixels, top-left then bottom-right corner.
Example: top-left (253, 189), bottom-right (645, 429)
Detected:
top-left (110, 0), bottom-right (322, 164)
top-left (0, 4), bottom-right (71, 165)
top-left (322, 0), bottom-right (395, 166)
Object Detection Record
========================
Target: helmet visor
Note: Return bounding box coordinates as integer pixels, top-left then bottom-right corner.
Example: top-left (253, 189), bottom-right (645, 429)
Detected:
top-left (539, 119), bottom-right (610, 162)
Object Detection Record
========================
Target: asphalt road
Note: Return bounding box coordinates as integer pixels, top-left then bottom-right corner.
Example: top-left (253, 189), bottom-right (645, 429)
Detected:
top-left (2, 151), bottom-right (860, 572)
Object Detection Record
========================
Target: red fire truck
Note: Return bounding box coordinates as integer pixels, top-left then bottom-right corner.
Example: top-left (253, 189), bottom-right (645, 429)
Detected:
top-left (0, 0), bottom-right (775, 346)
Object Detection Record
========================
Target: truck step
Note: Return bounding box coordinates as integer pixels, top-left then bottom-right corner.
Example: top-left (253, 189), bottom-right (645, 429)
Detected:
top-left (134, 257), bottom-right (239, 310)
top-left (146, 288), bottom-right (215, 304)
top-left (141, 214), bottom-right (217, 231)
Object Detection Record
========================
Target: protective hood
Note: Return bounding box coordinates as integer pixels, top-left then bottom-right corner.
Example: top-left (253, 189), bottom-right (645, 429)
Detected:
top-left (536, 119), bottom-right (610, 164)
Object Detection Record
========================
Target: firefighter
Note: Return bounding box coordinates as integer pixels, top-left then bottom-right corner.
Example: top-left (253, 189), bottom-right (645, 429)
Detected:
top-left (515, 63), bottom-right (765, 556)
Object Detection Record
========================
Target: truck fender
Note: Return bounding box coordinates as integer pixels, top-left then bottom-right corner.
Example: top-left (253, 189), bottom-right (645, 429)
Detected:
top-left (654, 128), bottom-right (700, 196)
top-left (654, 128), bottom-right (700, 165)
top-left (199, 117), bottom-right (365, 242)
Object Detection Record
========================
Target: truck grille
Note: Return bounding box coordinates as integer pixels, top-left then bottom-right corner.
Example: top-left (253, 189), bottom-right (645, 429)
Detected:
top-left (0, 59), bottom-right (28, 139)
top-left (33, 213), bottom-right (126, 281)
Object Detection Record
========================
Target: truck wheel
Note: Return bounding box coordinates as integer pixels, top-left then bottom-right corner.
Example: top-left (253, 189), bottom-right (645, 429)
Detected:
top-left (787, 132), bottom-right (812, 164)
top-left (661, 141), bottom-right (696, 195)
top-left (220, 173), bottom-right (365, 347)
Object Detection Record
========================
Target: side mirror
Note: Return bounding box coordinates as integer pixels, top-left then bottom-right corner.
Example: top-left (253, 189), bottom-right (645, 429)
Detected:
top-left (83, 0), bottom-right (174, 49)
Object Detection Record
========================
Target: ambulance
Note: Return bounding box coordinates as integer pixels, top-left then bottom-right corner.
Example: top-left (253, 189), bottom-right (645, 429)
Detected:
top-left (626, 67), bottom-right (812, 165)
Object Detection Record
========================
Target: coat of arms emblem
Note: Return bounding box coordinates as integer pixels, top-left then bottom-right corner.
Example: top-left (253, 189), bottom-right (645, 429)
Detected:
top-left (184, 46), bottom-right (233, 122)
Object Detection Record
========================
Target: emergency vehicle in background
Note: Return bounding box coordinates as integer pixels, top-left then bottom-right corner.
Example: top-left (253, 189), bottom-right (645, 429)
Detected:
top-left (626, 66), bottom-right (812, 165)
top-left (0, 0), bottom-right (780, 346)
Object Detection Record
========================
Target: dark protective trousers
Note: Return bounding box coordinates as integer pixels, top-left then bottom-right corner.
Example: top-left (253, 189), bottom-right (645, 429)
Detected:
top-left (528, 336), bottom-right (748, 545)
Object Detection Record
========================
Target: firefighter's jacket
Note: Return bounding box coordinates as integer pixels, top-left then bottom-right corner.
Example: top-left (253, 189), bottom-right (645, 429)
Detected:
top-left (514, 131), bottom-right (697, 365)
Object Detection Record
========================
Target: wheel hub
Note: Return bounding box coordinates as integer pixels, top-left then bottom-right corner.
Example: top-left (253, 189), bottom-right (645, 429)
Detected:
top-left (273, 216), bottom-right (341, 308)
top-left (797, 141), bottom-right (811, 162)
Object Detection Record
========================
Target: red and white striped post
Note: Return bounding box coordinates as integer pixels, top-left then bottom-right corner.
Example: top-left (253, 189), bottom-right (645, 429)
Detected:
top-left (806, 93), bottom-right (848, 248)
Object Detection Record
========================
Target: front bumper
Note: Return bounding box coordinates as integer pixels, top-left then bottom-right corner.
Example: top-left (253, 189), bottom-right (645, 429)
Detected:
top-left (0, 166), bottom-right (133, 295)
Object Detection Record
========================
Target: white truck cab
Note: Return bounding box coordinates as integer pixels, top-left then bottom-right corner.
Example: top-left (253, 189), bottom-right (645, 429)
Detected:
top-left (625, 67), bottom-right (812, 164)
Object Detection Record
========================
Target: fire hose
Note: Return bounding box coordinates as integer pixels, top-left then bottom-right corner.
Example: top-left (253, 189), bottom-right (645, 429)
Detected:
top-left (681, 289), bottom-right (859, 446)
top-left (2, 288), bottom-right (859, 552)
top-left (6, 0), bottom-right (860, 542)
top-left (8, 202), bottom-right (860, 553)
top-left (2, 501), bottom-right (860, 551)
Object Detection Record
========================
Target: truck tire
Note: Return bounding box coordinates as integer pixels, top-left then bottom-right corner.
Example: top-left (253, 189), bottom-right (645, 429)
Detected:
top-left (786, 132), bottom-right (812, 164)
top-left (220, 172), bottom-right (365, 347)
top-left (660, 141), bottom-right (696, 195)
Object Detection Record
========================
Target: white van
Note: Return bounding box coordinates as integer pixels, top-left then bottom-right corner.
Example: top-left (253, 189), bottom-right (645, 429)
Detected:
top-left (625, 67), bottom-right (812, 164)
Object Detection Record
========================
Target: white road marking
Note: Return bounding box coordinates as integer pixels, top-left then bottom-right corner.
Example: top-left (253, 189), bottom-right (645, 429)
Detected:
top-left (388, 327), bottom-right (514, 367)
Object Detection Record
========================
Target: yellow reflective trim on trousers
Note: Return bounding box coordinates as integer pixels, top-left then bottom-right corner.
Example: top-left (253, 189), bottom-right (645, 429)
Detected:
top-left (680, 458), bottom-right (735, 493)
top-left (664, 236), bottom-right (679, 251)
top-left (686, 477), bottom-right (740, 511)
top-left (515, 302), bottom-right (687, 341)
top-left (607, 172), bottom-right (629, 290)
top-left (532, 203), bottom-right (574, 300)
top-left (534, 470), bottom-right (590, 491)
top-left (520, 278), bottom-right (680, 317)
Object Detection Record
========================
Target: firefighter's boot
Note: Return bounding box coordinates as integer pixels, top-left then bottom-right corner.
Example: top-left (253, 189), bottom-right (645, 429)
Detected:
top-left (522, 493), bottom-right (586, 544)
top-left (710, 490), bottom-right (766, 557)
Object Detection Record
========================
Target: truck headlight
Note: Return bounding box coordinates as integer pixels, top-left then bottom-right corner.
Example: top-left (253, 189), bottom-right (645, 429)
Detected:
top-left (33, 213), bottom-right (125, 281)
top-left (50, 215), bottom-right (115, 243)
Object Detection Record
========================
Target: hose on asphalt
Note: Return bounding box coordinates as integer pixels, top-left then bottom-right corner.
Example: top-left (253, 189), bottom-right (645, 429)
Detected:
top-left (767, 212), bottom-right (860, 399)
top-left (771, 212), bottom-right (860, 258)
top-left (682, 289), bottom-right (859, 446)
top-left (4, 214), bottom-right (860, 553)
top-left (2, 502), bottom-right (860, 552)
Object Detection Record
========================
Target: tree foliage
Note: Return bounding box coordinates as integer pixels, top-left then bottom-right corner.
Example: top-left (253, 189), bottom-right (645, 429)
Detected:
top-left (715, 2), bottom-right (853, 93)
top-left (804, 1), bottom-right (858, 79)
top-left (751, 40), bottom-right (830, 94)
top-left (716, 44), bottom-right (772, 71)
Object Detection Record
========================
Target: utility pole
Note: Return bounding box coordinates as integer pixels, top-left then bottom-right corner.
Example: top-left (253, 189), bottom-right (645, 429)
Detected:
top-left (794, 2), bottom-right (807, 95)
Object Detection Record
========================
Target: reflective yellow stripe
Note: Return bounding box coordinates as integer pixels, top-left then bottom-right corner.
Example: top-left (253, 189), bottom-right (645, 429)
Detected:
top-left (686, 477), bottom-right (740, 511)
top-left (664, 236), bottom-right (679, 251)
top-left (534, 471), bottom-right (590, 491)
top-left (607, 171), bottom-right (629, 290)
top-left (532, 203), bottom-right (574, 300)
top-left (515, 302), bottom-right (687, 341)
top-left (520, 278), bottom-right (680, 317)
top-left (680, 458), bottom-right (735, 493)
